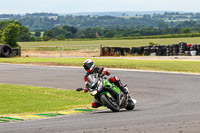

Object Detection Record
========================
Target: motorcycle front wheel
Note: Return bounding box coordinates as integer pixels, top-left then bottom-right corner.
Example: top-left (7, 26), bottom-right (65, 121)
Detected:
top-left (101, 94), bottom-right (120, 112)
top-left (125, 99), bottom-right (135, 110)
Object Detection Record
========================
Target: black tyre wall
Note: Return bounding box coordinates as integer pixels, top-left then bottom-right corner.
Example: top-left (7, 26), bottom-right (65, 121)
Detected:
top-left (0, 45), bottom-right (13, 58)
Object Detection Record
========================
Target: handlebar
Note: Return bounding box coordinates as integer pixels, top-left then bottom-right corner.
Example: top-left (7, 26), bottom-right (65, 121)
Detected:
top-left (76, 88), bottom-right (84, 91)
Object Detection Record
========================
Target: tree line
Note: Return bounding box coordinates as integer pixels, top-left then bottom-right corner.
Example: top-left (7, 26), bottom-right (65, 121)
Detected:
top-left (1, 19), bottom-right (200, 45)
top-left (0, 20), bottom-right (36, 47)
top-left (42, 24), bottom-right (200, 40)
top-left (2, 12), bottom-right (200, 31)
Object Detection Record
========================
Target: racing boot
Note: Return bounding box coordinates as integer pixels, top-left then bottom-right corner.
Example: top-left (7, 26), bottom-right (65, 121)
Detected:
top-left (118, 81), bottom-right (129, 95)
top-left (123, 84), bottom-right (129, 94)
top-left (109, 76), bottom-right (129, 94)
top-left (127, 95), bottom-right (132, 101)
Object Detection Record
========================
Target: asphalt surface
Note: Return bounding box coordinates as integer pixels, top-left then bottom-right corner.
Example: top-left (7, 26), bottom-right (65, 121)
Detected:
top-left (0, 63), bottom-right (200, 133)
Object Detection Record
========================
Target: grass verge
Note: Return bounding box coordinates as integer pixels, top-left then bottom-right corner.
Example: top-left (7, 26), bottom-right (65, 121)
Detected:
top-left (0, 57), bottom-right (200, 74)
top-left (0, 84), bottom-right (92, 115)
top-left (19, 37), bottom-right (200, 48)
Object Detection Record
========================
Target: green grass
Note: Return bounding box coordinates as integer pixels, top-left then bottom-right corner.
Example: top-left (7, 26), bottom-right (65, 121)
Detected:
top-left (0, 84), bottom-right (92, 115)
top-left (0, 57), bottom-right (200, 74)
top-left (19, 37), bottom-right (200, 49)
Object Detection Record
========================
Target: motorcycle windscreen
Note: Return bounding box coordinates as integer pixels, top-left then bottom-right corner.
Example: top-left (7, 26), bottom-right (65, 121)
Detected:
top-left (87, 73), bottom-right (99, 89)
top-left (97, 79), bottom-right (103, 92)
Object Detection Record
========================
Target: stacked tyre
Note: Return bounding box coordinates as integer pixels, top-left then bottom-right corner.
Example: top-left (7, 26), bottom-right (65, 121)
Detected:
top-left (190, 44), bottom-right (197, 56)
top-left (145, 45), bottom-right (166, 56)
top-left (0, 45), bottom-right (13, 58)
top-left (190, 44), bottom-right (197, 51)
top-left (173, 44), bottom-right (179, 56)
top-left (150, 45), bottom-right (156, 55)
top-left (131, 47), bottom-right (142, 55)
top-left (111, 47), bottom-right (121, 56)
top-left (197, 44), bottom-right (200, 55)
top-left (144, 46), bottom-right (152, 56)
top-left (169, 44), bottom-right (174, 56)
top-left (155, 45), bottom-right (162, 56)
top-left (162, 46), bottom-right (166, 56)
top-left (166, 45), bottom-right (170, 56)
top-left (179, 42), bottom-right (187, 55)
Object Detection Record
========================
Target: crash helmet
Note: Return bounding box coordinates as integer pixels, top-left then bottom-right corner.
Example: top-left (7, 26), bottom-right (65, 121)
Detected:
top-left (83, 59), bottom-right (95, 72)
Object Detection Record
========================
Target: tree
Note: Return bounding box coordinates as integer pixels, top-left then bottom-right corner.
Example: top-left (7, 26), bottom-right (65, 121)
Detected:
top-left (42, 36), bottom-right (51, 41)
top-left (181, 28), bottom-right (191, 33)
top-left (3, 23), bottom-right (20, 47)
top-left (19, 26), bottom-right (34, 42)
top-left (83, 28), bottom-right (97, 38)
top-left (44, 30), bottom-right (53, 38)
top-left (63, 26), bottom-right (78, 34)
top-left (52, 27), bottom-right (68, 38)
top-left (0, 30), bottom-right (4, 43)
top-left (65, 31), bottom-right (73, 38)
top-left (0, 20), bottom-right (33, 42)
top-left (35, 31), bottom-right (41, 37)
top-left (103, 30), bottom-right (115, 38)
top-left (157, 22), bottom-right (169, 29)
top-left (56, 34), bottom-right (65, 40)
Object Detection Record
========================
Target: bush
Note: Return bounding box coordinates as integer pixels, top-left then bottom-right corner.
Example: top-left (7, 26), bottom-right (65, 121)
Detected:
top-left (3, 23), bottom-right (20, 48)
top-left (56, 34), bottom-right (65, 40)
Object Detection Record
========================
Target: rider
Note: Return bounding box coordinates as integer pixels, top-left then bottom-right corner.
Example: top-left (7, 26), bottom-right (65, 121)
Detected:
top-left (83, 59), bottom-right (129, 108)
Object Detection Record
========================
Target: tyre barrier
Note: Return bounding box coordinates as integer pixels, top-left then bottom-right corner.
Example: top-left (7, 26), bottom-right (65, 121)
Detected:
top-left (197, 45), bottom-right (200, 55)
top-left (102, 47), bottom-right (130, 56)
top-left (0, 44), bottom-right (13, 58)
top-left (131, 47), bottom-right (145, 55)
top-left (101, 42), bottom-right (200, 56)
top-left (144, 46), bottom-right (152, 56)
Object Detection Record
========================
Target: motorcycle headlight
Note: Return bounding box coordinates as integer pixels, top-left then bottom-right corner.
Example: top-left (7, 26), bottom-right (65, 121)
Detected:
top-left (90, 90), bottom-right (97, 96)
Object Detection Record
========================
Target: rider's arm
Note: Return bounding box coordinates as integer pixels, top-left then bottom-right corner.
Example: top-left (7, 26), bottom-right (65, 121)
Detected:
top-left (99, 66), bottom-right (110, 76)
top-left (84, 76), bottom-right (89, 93)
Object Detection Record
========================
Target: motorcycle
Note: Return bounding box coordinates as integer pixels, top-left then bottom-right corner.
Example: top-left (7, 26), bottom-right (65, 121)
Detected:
top-left (76, 73), bottom-right (137, 112)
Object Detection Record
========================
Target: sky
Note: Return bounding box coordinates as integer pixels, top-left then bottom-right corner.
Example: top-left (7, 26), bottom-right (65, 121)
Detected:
top-left (0, 0), bottom-right (200, 14)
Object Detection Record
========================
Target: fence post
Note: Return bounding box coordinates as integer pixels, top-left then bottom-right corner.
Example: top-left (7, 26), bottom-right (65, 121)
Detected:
top-left (60, 47), bottom-right (62, 57)
top-left (18, 46), bottom-right (21, 57)
top-left (100, 45), bottom-right (103, 56)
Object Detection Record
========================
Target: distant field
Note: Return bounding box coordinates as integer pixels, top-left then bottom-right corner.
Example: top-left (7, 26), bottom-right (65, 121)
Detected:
top-left (19, 37), bottom-right (200, 49)
top-left (19, 37), bottom-right (200, 57)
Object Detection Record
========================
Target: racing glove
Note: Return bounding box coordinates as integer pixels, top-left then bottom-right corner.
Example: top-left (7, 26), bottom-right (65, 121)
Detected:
top-left (84, 87), bottom-right (88, 93)
top-left (102, 69), bottom-right (110, 76)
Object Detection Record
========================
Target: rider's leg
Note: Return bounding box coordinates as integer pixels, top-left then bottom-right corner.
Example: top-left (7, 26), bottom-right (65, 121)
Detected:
top-left (109, 76), bottom-right (129, 94)
top-left (92, 98), bottom-right (102, 108)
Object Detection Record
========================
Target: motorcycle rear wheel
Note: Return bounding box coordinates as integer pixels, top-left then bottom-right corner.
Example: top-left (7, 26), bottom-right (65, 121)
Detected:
top-left (101, 94), bottom-right (120, 112)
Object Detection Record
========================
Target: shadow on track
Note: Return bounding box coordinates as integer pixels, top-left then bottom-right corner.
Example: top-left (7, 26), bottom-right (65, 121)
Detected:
top-left (93, 109), bottom-right (140, 114)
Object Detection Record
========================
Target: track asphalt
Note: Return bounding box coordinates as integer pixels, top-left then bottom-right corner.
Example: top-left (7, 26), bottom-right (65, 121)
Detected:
top-left (0, 63), bottom-right (200, 133)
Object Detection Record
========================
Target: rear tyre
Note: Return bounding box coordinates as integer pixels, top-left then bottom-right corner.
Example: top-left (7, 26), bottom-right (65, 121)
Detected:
top-left (101, 94), bottom-right (120, 112)
top-left (125, 99), bottom-right (135, 110)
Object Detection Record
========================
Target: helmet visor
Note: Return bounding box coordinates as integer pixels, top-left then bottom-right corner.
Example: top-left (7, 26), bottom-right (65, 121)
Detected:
top-left (84, 65), bottom-right (90, 71)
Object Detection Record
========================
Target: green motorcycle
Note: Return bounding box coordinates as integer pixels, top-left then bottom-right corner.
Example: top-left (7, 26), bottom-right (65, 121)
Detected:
top-left (76, 74), bottom-right (136, 112)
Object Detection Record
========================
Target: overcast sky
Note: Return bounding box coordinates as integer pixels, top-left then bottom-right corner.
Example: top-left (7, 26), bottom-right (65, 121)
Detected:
top-left (0, 0), bottom-right (200, 14)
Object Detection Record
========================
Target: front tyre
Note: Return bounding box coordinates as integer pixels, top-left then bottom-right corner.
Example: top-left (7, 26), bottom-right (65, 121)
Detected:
top-left (125, 99), bottom-right (135, 110)
top-left (101, 94), bottom-right (120, 112)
